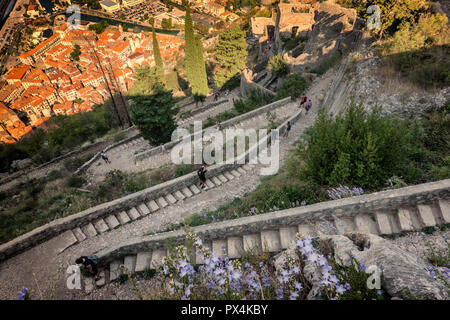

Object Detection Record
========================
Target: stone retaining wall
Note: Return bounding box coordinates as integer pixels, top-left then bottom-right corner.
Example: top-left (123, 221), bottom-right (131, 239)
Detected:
top-left (96, 179), bottom-right (450, 265)
top-left (179, 99), bottom-right (229, 120)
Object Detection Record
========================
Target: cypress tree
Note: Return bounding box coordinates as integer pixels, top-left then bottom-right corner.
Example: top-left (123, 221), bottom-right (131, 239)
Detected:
top-left (184, 1), bottom-right (208, 102)
top-left (192, 35), bottom-right (208, 101)
top-left (215, 23), bottom-right (248, 88)
top-left (150, 18), bottom-right (165, 84)
top-left (184, 1), bottom-right (195, 85)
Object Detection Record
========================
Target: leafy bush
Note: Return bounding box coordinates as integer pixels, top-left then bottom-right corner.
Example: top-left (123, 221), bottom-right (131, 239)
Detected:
top-left (268, 54), bottom-right (289, 77)
top-left (47, 170), bottom-right (62, 182)
top-left (380, 13), bottom-right (450, 88)
top-left (233, 89), bottom-right (275, 114)
top-left (276, 73), bottom-right (309, 100)
top-left (113, 131), bottom-right (125, 142)
top-left (297, 103), bottom-right (423, 189)
top-left (66, 175), bottom-right (86, 188)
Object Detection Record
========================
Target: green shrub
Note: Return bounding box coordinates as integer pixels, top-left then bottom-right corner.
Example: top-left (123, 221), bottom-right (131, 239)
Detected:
top-left (380, 13), bottom-right (450, 88)
top-left (268, 54), bottom-right (289, 77)
top-left (47, 170), bottom-right (63, 181)
top-left (113, 131), bottom-right (125, 142)
top-left (297, 102), bottom-right (423, 189)
top-left (66, 175), bottom-right (86, 188)
top-left (276, 73), bottom-right (309, 100)
top-left (233, 89), bottom-right (275, 114)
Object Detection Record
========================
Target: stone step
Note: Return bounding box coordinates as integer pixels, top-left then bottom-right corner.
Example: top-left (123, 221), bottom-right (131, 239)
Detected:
top-left (417, 204), bottom-right (436, 227)
top-left (212, 239), bottom-right (227, 258)
top-left (181, 187), bottom-right (193, 198)
top-left (83, 276), bottom-right (95, 293)
top-left (297, 224), bottom-right (315, 237)
top-left (217, 174), bottom-right (228, 183)
top-left (109, 260), bottom-right (122, 281)
top-left (211, 176), bottom-right (222, 186)
top-left (279, 226), bottom-right (298, 249)
top-left (333, 216), bottom-right (355, 234)
top-left (151, 249), bottom-right (167, 269)
top-left (375, 212), bottom-right (393, 235)
top-left (157, 196), bottom-right (169, 208)
top-left (56, 230), bottom-right (78, 254)
top-left (243, 234), bottom-right (262, 253)
top-left (437, 199), bottom-right (450, 223)
top-left (165, 193), bottom-right (177, 205)
top-left (73, 227), bottom-right (87, 242)
top-left (205, 179), bottom-right (215, 189)
top-left (397, 208), bottom-right (414, 232)
top-left (82, 223), bottom-right (98, 238)
top-left (146, 200), bottom-right (160, 212)
top-left (230, 169), bottom-right (241, 177)
top-left (124, 255), bottom-right (137, 274)
top-left (354, 213), bottom-right (379, 235)
top-left (117, 211), bottom-right (131, 225)
top-left (242, 164), bottom-right (252, 171)
top-left (105, 215), bottom-right (120, 230)
top-left (260, 230), bottom-right (282, 252)
top-left (174, 190), bottom-right (186, 201)
top-left (137, 203), bottom-right (151, 216)
top-left (227, 237), bottom-right (244, 259)
top-left (189, 184), bottom-right (201, 195)
top-left (128, 207), bottom-right (141, 221)
top-left (95, 270), bottom-right (107, 287)
top-left (135, 252), bottom-right (152, 272)
top-left (224, 172), bottom-right (235, 180)
top-left (237, 167), bottom-right (246, 174)
top-left (94, 219), bottom-right (109, 234)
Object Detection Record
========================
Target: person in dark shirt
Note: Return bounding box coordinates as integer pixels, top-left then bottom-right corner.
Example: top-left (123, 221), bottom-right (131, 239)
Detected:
top-left (283, 121), bottom-right (291, 137)
top-left (197, 164), bottom-right (207, 189)
top-left (76, 256), bottom-right (100, 280)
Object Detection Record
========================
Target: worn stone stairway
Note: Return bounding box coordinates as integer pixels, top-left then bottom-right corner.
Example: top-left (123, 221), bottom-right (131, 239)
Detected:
top-left (133, 101), bottom-right (299, 170)
top-left (72, 164), bottom-right (257, 244)
top-left (82, 197), bottom-right (450, 292)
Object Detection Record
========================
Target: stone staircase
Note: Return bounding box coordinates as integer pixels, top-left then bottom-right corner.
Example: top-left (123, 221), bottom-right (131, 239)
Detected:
top-left (82, 186), bottom-right (450, 292)
top-left (132, 99), bottom-right (298, 170)
top-left (72, 164), bottom-right (257, 246)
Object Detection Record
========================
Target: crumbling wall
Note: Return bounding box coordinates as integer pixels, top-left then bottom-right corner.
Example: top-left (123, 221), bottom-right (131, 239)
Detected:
top-left (240, 68), bottom-right (277, 97)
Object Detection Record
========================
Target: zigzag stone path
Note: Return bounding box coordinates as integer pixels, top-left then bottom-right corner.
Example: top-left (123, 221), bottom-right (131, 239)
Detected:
top-left (85, 93), bottom-right (295, 183)
top-left (0, 67), bottom-right (334, 299)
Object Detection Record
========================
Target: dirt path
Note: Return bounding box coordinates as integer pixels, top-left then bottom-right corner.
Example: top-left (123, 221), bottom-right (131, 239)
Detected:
top-left (0, 67), bottom-right (336, 300)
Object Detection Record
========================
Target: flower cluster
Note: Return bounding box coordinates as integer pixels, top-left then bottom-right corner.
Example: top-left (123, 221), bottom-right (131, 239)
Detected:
top-left (17, 287), bottom-right (29, 300)
top-left (158, 229), bottom-right (375, 300)
top-left (296, 236), bottom-right (350, 299)
top-left (327, 186), bottom-right (364, 200)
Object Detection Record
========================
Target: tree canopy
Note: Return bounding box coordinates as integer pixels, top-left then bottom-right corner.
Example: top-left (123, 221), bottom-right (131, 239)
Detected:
top-left (214, 23), bottom-right (248, 88)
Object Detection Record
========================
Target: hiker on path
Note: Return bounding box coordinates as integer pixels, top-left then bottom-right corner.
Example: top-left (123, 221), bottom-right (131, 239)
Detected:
top-left (216, 121), bottom-right (223, 131)
top-left (197, 163), bottom-right (207, 189)
top-left (283, 121), bottom-right (291, 137)
top-left (76, 255), bottom-right (100, 280)
top-left (300, 94), bottom-right (307, 108)
top-left (305, 99), bottom-right (312, 114)
top-left (101, 150), bottom-right (111, 164)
